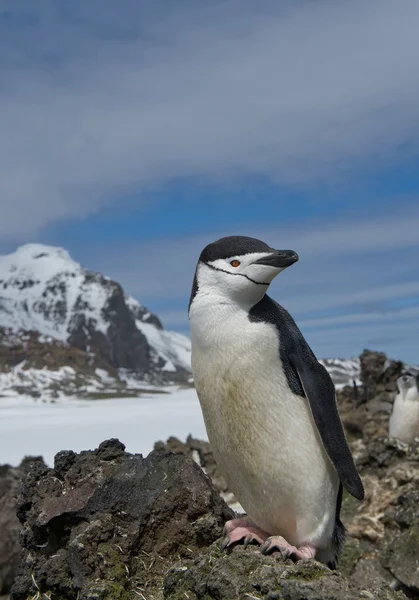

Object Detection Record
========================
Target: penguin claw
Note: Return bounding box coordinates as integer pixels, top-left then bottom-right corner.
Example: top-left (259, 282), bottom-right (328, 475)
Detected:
top-left (222, 517), bottom-right (252, 536)
top-left (260, 536), bottom-right (296, 558)
top-left (220, 536), bottom-right (230, 552)
top-left (220, 520), bottom-right (270, 551)
top-left (260, 540), bottom-right (269, 555)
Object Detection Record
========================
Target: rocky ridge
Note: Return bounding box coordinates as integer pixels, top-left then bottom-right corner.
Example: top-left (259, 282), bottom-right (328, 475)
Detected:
top-left (0, 327), bottom-right (188, 400)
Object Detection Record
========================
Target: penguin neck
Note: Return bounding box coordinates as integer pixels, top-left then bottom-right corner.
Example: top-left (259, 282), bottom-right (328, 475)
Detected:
top-left (190, 289), bottom-right (262, 319)
top-left (398, 382), bottom-right (416, 401)
top-left (189, 287), bottom-right (266, 345)
top-left (404, 386), bottom-right (419, 403)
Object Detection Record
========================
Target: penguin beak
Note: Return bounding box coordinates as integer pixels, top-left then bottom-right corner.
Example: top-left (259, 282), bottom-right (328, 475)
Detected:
top-left (252, 249), bottom-right (299, 269)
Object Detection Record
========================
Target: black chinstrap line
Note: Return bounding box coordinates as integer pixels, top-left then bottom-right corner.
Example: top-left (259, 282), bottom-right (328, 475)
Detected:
top-left (204, 262), bottom-right (270, 286)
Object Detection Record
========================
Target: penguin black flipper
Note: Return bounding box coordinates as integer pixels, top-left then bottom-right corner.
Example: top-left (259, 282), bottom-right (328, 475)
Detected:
top-left (249, 294), bottom-right (364, 501)
top-left (291, 352), bottom-right (365, 501)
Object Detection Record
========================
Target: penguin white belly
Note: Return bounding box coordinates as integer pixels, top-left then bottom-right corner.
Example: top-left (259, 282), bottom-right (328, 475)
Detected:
top-left (191, 310), bottom-right (339, 549)
top-left (389, 393), bottom-right (419, 443)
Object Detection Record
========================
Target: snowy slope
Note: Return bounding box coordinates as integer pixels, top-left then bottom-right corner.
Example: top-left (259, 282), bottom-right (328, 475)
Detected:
top-left (320, 357), bottom-right (419, 387)
top-left (320, 357), bottom-right (361, 387)
top-left (135, 321), bottom-right (191, 372)
top-left (0, 244), bottom-right (191, 376)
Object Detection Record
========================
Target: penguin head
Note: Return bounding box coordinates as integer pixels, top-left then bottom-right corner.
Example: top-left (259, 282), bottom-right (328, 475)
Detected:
top-left (397, 371), bottom-right (417, 392)
top-left (190, 235), bottom-right (298, 310)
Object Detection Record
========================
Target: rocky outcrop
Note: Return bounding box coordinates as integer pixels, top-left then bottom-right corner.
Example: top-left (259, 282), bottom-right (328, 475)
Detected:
top-left (0, 465), bottom-right (21, 596)
top-left (0, 327), bottom-right (115, 375)
top-left (359, 349), bottom-right (404, 405)
top-left (11, 439), bottom-right (233, 600)
top-left (0, 457), bottom-right (44, 596)
top-left (10, 439), bottom-right (410, 600)
top-left (338, 349), bottom-right (406, 442)
top-left (154, 435), bottom-right (231, 502)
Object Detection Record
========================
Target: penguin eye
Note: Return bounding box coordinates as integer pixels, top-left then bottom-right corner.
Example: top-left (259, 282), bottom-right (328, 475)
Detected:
top-left (230, 260), bottom-right (241, 267)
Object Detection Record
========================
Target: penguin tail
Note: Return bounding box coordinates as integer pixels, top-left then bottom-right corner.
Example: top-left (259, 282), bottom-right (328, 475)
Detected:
top-left (315, 517), bottom-right (345, 570)
top-left (317, 483), bottom-right (346, 570)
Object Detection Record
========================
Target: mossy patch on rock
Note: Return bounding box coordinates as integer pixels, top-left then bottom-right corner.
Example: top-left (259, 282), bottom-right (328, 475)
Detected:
top-left (381, 523), bottom-right (419, 591)
top-left (163, 544), bottom-right (405, 600)
top-left (336, 536), bottom-right (363, 577)
top-left (11, 440), bottom-right (232, 600)
top-left (8, 435), bottom-right (418, 600)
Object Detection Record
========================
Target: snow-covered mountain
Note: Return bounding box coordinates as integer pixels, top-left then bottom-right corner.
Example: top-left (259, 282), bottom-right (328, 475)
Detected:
top-left (0, 244), bottom-right (191, 389)
top-left (319, 357), bottom-right (361, 387)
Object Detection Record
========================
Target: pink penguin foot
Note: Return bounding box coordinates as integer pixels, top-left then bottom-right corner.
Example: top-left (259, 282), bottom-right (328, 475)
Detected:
top-left (260, 536), bottom-right (317, 561)
top-left (221, 517), bottom-right (270, 551)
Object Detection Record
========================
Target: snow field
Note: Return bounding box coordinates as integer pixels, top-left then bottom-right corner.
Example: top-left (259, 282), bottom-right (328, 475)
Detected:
top-left (0, 387), bottom-right (207, 467)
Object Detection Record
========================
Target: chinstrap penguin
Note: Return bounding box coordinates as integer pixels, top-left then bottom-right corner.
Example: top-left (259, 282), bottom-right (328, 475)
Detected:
top-left (188, 235), bottom-right (364, 568)
top-left (389, 371), bottom-right (419, 444)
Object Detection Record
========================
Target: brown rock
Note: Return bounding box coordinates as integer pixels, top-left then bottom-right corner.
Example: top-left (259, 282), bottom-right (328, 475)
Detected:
top-left (11, 439), bottom-right (233, 600)
top-left (0, 326), bottom-right (115, 376)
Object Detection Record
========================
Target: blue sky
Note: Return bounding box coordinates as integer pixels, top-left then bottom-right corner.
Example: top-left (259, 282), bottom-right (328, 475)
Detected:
top-left (0, 0), bottom-right (419, 363)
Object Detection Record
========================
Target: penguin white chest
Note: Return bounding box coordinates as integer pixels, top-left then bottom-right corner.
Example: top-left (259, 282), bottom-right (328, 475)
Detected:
top-left (389, 388), bottom-right (419, 443)
top-left (190, 307), bottom-right (338, 548)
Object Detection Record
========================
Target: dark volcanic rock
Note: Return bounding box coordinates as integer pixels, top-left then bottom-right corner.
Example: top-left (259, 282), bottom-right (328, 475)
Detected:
top-left (360, 349), bottom-right (388, 402)
top-left (68, 275), bottom-right (154, 373)
top-left (154, 435), bottom-right (231, 499)
top-left (0, 457), bottom-right (44, 595)
top-left (359, 349), bottom-right (403, 405)
top-left (338, 350), bottom-right (406, 443)
top-left (11, 439), bottom-right (233, 600)
top-left (11, 439), bottom-right (407, 600)
top-left (8, 437), bottom-right (414, 600)
top-left (0, 464), bottom-right (21, 595)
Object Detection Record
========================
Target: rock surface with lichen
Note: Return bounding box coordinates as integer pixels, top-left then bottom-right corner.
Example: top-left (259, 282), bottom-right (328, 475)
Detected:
top-left (9, 437), bottom-right (412, 600)
top-left (11, 439), bottom-right (232, 600)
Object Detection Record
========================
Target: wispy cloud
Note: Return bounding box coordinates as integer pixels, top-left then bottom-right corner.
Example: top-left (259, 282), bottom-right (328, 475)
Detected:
top-left (1, 0), bottom-right (419, 238)
top-left (83, 204), bottom-right (419, 301)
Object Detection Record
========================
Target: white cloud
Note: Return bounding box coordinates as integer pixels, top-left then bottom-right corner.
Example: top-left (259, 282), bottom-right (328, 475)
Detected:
top-left (1, 0), bottom-right (419, 237)
top-left (300, 304), bottom-right (419, 331)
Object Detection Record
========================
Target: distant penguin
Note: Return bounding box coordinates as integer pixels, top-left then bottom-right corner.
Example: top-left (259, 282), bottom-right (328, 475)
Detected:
top-left (389, 371), bottom-right (419, 443)
top-left (188, 236), bottom-right (364, 568)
